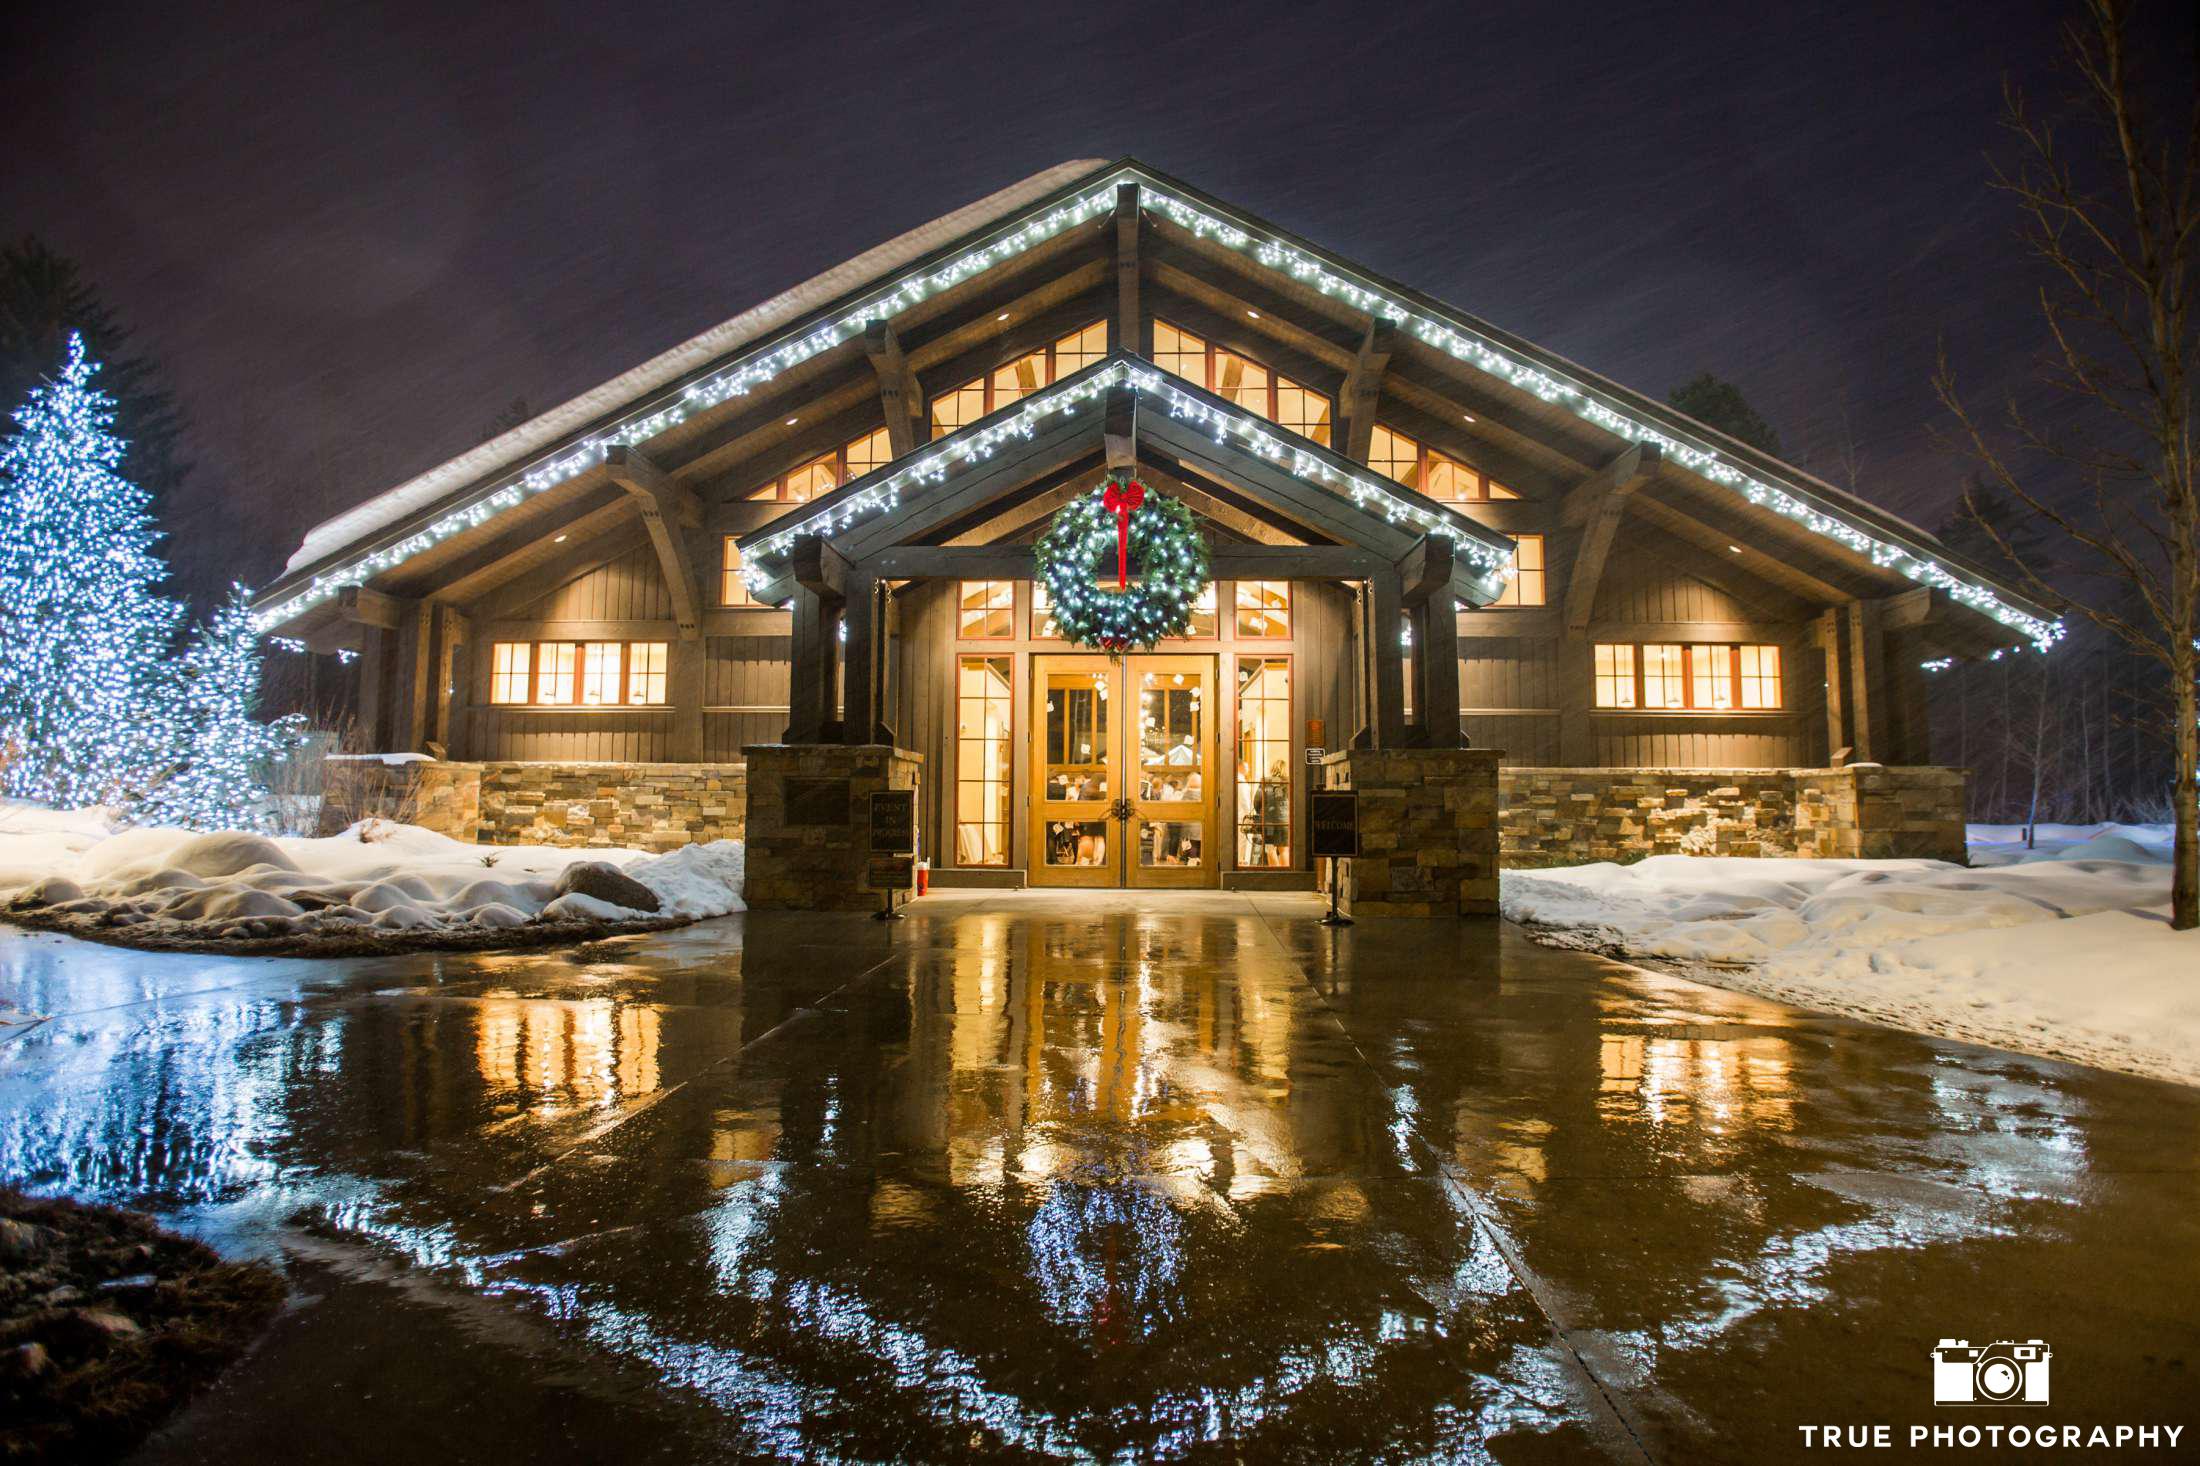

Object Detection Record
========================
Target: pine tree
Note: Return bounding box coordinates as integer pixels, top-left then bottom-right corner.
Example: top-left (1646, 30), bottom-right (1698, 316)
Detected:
top-left (138, 584), bottom-right (303, 831)
top-left (0, 334), bottom-right (182, 807)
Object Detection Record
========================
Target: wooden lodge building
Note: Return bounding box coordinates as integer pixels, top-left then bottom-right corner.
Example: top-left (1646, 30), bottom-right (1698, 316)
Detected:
top-left (254, 159), bottom-right (2058, 898)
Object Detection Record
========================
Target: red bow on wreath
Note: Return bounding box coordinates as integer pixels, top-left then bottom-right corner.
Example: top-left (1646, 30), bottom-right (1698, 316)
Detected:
top-left (1100, 478), bottom-right (1146, 589)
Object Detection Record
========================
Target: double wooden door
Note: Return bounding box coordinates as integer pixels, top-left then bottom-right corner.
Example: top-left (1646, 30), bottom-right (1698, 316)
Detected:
top-left (1030, 654), bottom-right (1218, 888)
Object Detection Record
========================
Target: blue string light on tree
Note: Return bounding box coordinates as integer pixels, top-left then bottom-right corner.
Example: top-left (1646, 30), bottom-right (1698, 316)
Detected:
top-left (1034, 477), bottom-right (1211, 651)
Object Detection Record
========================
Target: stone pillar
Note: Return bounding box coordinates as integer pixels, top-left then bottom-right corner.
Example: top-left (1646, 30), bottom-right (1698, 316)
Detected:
top-left (1321, 747), bottom-right (1501, 918)
top-left (741, 744), bottom-right (922, 910)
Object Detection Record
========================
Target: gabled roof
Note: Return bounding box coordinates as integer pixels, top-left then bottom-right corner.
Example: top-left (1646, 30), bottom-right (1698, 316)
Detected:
top-left (733, 353), bottom-right (1520, 607)
top-left (255, 157), bottom-right (2062, 649)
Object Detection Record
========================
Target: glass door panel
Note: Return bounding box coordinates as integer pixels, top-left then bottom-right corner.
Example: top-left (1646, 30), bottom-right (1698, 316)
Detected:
top-left (1128, 655), bottom-right (1215, 888)
top-left (1031, 658), bottom-right (1117, 886)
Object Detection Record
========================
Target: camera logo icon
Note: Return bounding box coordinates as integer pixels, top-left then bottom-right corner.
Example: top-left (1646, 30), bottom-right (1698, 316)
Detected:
top-left (1932, 1339), bottom-right (2051, 1405)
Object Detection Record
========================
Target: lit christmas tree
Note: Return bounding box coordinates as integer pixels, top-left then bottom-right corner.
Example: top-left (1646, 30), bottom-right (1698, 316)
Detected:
top-left (0, 334), bottom-right (182, 807)
top-left (138, 584), bottom-right (304, 831)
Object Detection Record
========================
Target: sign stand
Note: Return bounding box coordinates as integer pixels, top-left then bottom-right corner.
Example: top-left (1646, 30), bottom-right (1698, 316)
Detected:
top-left (1320, 857), bottom-right (1353, 927)
top-left (867, 789), bottom-right (916, 923)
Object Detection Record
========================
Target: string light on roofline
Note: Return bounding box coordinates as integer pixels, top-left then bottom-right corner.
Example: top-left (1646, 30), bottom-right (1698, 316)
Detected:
top-left (256, 168), bottom-right (2061, 651)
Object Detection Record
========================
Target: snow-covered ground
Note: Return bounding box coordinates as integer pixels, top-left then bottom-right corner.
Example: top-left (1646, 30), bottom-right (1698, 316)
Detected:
top-left (0, 803), bottom-right (745, 954)
top-left (1502, 822), bottom-right (2198, 1087)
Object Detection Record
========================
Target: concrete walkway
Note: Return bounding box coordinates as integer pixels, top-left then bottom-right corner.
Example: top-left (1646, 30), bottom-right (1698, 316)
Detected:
top-left (1, 890), bottom-right (2194, 1462)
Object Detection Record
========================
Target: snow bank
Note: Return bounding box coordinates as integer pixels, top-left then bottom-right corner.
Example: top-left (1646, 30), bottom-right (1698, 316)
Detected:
top-left (0, 813), bottom-right (745, 953)
top-left (1502, 825), bottom-right (2196, 1086)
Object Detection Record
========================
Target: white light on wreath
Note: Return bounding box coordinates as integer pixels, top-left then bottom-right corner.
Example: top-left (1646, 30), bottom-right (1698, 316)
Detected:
top-left (1035, 477), bottom-right (1212, 651)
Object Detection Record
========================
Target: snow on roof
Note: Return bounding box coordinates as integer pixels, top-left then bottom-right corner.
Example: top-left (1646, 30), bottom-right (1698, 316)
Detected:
top-left (282, 159), bottom-right (1110, 577)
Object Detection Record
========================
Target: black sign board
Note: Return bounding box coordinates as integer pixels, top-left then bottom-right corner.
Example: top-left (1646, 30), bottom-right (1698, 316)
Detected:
top-left (1309, 790), bottom-right (1360, 859)
top-left (784, 777), bottom-right (850, 827)
top-left (1303, 745), bottom-right (1327, 765)
top-left (868, 790), bottom-right (916, 854)
top-left (866, 853), bottom-right (914, 890)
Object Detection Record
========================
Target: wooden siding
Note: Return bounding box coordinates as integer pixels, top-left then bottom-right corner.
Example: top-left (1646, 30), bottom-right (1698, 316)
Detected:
top-left (1587, 716), bottom-right (1809, 769)
top-left (705, 633), bottom-right (793, 758)
top-left (518, 545), bottom-right (673, 622)
top-left (469, 708), bottom-right (677, 762)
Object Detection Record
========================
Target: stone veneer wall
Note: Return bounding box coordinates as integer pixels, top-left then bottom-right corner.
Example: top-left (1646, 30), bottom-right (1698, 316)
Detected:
top-left (1321, 748), bottom-right (1501, 918)
top-left (740, 744), bottom-right (923, 911)
top-left (1499, 765), bottom-right (1966, 866)
top-left (342, 761), bottom-right (747, 851)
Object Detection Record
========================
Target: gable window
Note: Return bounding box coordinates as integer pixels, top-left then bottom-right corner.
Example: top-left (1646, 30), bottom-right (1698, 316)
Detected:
top-left (958, 580), bottom-right (1014, 638)
top-left (1591, 643), bottom-right (1783, 711)
top-left (1490, 534), bottom-right (1545, 607)
top-left (748, 426), bottom-right (895, 503)
top-left (488, 641), bottom-right (672, 706)
top-left (1234, 580), bottom-right (1290, 638)
top-left (930, 322), bottom-right (1108, 438)
top-left (721, 539), bottom-right (760, 606)
top-left (1151, 321), bottom-right (1333, 446)
top-left (1369, 425), bottom-right (1518, 501)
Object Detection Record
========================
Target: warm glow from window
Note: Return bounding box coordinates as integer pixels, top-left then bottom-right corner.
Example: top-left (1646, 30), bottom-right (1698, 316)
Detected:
top-left (843, 425), bottom-right (892, 478)
top-left (722, 538), bottom-right (759, 606)
top-left (1031, 580), bottom-right (1064, 639)
top-left (958, 580), bottom-right (1014, 638)
top-left (1370, 423), bottom-right (1517, 500)
top-left (534, 642), bottom-right (577, 705)
top-left (930, 321), bottom-right (1106, 438)
top-left (955, 655), bottom-right (1013, 866)
top-left (1151, 319), bottom-right (1331, 446)
top-left (748, 427), bottom-right (898, 502)
top-left (1594, 643), bottom-right (1784, 711)
top-left (626, 642), bottom-right (668, 706)
top-left (1491, 534), bottom-right (1545, 607)
top-left (1235, 656), bottom-right (1292, 867)
top-left (491, 643), bottom-right (532, 705)
top-left (580, 642), bottom-right (622, 705)
top-left (1235, 580), bottom-right (1291, 638)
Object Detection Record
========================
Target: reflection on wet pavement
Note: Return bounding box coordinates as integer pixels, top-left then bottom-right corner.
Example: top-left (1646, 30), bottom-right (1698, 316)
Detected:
top-left (1, 891), bottom-right (2195, 1462)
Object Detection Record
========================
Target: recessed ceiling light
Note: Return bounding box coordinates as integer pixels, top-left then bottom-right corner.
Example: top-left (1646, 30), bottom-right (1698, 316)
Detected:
top-left (785, 416), bottom-right (798, 426)
top-left (1727, 544), bottom-right (1743, 554)
top-left (553, 533), bottom-right (568, 543)
top-left (1246, 309), bottom-right (1260, 319)
top-left (1461, 412), bottom-right (1476, 423)
top-left (996, 312), bottom-right (1010, 321)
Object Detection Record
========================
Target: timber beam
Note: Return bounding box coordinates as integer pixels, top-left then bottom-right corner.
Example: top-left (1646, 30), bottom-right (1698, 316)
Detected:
top-left (1560, 441), bottom-right (1662, 638)
top-left (864, 321), bottom-right (923, 456)
top-left (338, 585), bottom-right (409, 631)
top-left (1341, 319), bottom-right (1396, 464)
top-left (604, 444), bottom-right (705, 639)
top-left (1393, 533), bottom-right (1457, 607)
top-left (1115, 182), bottom-right (1141, 353)
top-left (1103, 384), bottom-right (1138, 471)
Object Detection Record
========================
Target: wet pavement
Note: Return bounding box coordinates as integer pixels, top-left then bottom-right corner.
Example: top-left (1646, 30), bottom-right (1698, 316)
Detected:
top-left (1, 889), bottom-right (2195, 1463)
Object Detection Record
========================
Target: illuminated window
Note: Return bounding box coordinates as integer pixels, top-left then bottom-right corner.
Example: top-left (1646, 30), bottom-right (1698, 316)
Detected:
top-left (580, 642), bottom-right (622, 705)
top-left (1491, 534), bottom-right (1545, 607)
top-left (490, 643), bottom-right (532, 704)
top-left (490, 641), bottom-right (669, 706)
top-left (958, 580), bottom-right (1014, 638)
top-left (1641, 644), bottom-right (1685, 709)
top-left (1235, 580), bottom-right (1290, 638)
top-left (1689, 645), bottom-right (1734, 710)
top-left (722, 538), bottom-right (759, 606)
top-left (1740, 644), bottom-right (1783, 709)
top-left (929, 320), bottom-right (1107, 438)
top-left (1032, 580), bottom-right (1064, 639)
top-left (1151, 319), bottom-right (1331, 445)
top-left (748, 426), bottom-right (898, 502)
top-left (1235, 656), bottom-right (1292, 867)
top-left (955, 655), bottom-right (1013, 866)
top-left (1592, 644), bottom-right (1636, 709)
top-left (1592, 644), bottom-right (1784, 711)
top-left (1179, 583), bottom-right (1218, 638)
top-left (626, 642), bottom-right (668, 706)
top-left (1369, 423), bottom-right (1517, 500)
top-left (534, 642), bottom-right (578, 705)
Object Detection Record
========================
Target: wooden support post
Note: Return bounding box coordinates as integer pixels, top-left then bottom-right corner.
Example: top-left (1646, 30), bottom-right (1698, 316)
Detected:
top-left (1102, 384), bottom-right (1138, 471)
top-left (1367, 569), bottom-right (1408, 748)
top-left (785, 534), bottom-right (849, 743)
top-left (1114, 182), bottom-right (1141, 354)
top-left (605, 444), bottom-right (705, 640)
top-left (1557, 640), bottom-right (1593, 764)
top-left (669, 638), bottom-right (706, 762)
top-left (355, 626), bottom-right (390, 751)
top-left (1844, 598), bottom-right (1889, 763)
top-left (1341, 320), bottom-right (1395, 465)
top-left (1560, 442), bottom-right (1660, 639)
top-left (864, 321), bottom-right (922, 457)
top-left (431, 604), bottom-right (470, 752)
top-left (1817, 608), bottom-right (1848, 763)
top-left (841, 569), bottom-right (881, 745)
top-left (1414, 599), bottom-right (1463, 747)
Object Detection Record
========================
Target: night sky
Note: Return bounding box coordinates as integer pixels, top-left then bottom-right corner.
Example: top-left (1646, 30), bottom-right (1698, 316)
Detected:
top-left (5, 0), bottom-right (2184, 595)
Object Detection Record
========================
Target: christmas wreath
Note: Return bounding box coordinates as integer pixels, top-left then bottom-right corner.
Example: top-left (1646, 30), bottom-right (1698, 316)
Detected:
top-left (1033, 477), bottom-right (1212, 651)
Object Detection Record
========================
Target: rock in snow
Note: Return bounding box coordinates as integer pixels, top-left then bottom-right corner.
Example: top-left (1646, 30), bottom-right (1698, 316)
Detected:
top-left (552, 861), bottom-right (662, 913)
top-left (0, 813), bottom-right (746, 952)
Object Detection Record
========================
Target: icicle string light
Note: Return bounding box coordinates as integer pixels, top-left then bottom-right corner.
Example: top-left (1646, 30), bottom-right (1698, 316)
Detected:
top-left (258, 168), bottom-right (2059, 650)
